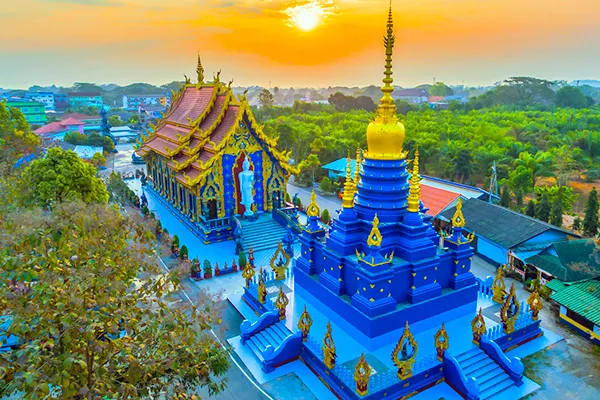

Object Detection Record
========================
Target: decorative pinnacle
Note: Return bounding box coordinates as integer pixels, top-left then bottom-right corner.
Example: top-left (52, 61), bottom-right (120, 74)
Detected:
top-left (452, 198), bottom-right (466, 227)
top-left (376, 0), bottom-right (397, 121)
top-left (196, 53), bottom-right (204, 84)
top-left (342, 152), bottom-right (355, 208)
top-left (367, 214), bottom-right (383, 248)
top-left (354, 148), bottom-right (362, 189)
top-left (407, 148), bottom-right (421, 212)
top-left (306, 190), bottom-right (320, 217)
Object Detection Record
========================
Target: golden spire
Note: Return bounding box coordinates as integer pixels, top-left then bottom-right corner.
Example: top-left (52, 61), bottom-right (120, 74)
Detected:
top-left (342, 153), bottom-right (355, 208)
top-left (306, 190), bottom-right (321, 217)
top-left (365, 2), bottom-right (406, 160)
top-left (407, 148), bottom-right (421, 212)
top-left (196, 53), bottom-right (204, 84)
top-left (451, 198), bottom-right (466, 227)
top-left (367, 214), bottom-right (382, 247)
top-left (354, 147), bottom-right (362, 189)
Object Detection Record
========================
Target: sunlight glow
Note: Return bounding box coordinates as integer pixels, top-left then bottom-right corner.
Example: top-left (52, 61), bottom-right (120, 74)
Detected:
top-left (285, 2), bottom-right (325, 31)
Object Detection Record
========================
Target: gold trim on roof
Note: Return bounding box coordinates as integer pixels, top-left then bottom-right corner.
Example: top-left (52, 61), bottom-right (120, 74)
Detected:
top-left (367, 214), bottom-right (382, 247)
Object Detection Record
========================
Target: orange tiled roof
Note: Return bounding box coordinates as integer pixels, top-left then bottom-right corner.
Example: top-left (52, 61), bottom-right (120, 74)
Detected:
top-left (421, 185), bottom-right (460, 216)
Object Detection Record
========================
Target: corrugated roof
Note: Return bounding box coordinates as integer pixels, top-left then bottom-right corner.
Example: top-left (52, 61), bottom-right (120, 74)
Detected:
top-left (526, 239), bottom-right (600, 282)
top-left (545, 279), bottom-right (566, 292)
top-left (440, 198), bottom-right (577, 249)
top-left (420, 186), bottom-right (460, 217)
top-left (550, 279), bottom-right (600, 326)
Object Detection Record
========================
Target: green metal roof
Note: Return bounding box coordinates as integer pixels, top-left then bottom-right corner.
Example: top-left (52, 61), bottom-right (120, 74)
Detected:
top-left (526, 239), bottom-right (600, 282)
top-left (550, 279), bottom-right (600, 326)
top-left (440, 198), bottom-right (577, 248)
top-left (545, 279), bottom-right (566, 292)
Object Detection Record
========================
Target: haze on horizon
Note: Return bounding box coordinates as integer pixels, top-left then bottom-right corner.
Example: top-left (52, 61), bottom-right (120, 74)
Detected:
top-left (0, 0), bottom-right (598, 90)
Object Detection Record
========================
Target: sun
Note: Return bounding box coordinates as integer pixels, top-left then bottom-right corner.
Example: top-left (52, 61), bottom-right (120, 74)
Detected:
top-left (286, 3), bottom-right (325, 31)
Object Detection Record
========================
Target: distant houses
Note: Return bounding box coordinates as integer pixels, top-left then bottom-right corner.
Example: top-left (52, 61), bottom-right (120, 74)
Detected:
top-left (122, 94), bottom-right (170, 110)
top-left (5, 100), bottom-right (47, 124)
top-left (393, 88), bottom-right (429, 104)
top-left (68, 92), bottom-right (103, 109)
top-left (34, 118), bottom-right (85, 141)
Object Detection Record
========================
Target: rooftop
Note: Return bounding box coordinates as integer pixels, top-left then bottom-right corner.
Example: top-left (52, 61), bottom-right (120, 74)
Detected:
top-left (74, 145), bottom-right (103, 159)
top-left (34, 118), bottom-right (84, 135)
top-left (526, 239), bottom-right (600, 282)
top-left (440, 198), bottom-right (578, 249)
top-left (550, 278), bottom-right (600, 326)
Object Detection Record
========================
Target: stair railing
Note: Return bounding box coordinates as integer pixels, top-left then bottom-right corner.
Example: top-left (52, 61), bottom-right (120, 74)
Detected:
top-left (240, 309), bottom-right (279, 344)
top-left (273, 208), bottom-right (301, 234)
top-left (231, 215), bottom-right (243, 255)
top-left (262, 330), bottom-right (303, 373)
top-left (442, 353), bottom-right (479, 400)
top-left (480, 337), bottom-right (524, 386)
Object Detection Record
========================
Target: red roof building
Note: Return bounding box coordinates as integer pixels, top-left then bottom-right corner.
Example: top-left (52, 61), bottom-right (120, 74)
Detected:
top-left (420, 185), bottom-right (461, 217)
top-left (34, 118), bottom-right (85, 138)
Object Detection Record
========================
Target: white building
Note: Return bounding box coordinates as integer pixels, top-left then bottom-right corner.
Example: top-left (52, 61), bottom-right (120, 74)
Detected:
top-left (25, 92), bottom-right (55, 111)
top-left (74, 145), bottom-right (103, 160)
top-left (122, 94), bottom-right (170, 110)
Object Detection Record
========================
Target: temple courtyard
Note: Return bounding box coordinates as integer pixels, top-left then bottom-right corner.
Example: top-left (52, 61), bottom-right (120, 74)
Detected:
top-left (127, 178), bottom-right (600, 400)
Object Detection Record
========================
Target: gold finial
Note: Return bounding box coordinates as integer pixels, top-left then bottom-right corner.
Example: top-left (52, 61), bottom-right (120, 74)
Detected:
top-left (342, 153), bottom-right (355, 208)
top-left (298, 305), bottom-right (313, 342)
top-left (354, 147), bottom-right (362, 189)
top-left (306, 190), bottom-right (320, 217)
top-left (322, 321), bottom-right (337, 369)
top-left (527, 290), bottom-right (543, 320)
top-left (365, 3), bottom-right (405, 160)
top-left (500, 283), bottom-right (520, 334)
top-left (471, 308), bottom-right (486, 345)
top-left (196, 53), bottom-right (204, 84)
top-left (434, 323), bottom-right (449, 361)
top-left (275, 287), bottom-right (289, 320)
top-left (391, 320), bottom-right (418, 380)
top-left (354, 353), bottom-right (371, 396)
top-left (407, 148), bottom-right (421, 212)
top-left (367, 214), bottom-right (382, 247)
top-left (451, 198), bottom-right (466, 227)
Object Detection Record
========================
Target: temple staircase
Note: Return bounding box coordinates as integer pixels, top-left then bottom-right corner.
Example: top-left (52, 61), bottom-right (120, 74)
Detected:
top-left (455, 347), bottom-right (515, 400)
top-left (242, 217), bottom-right (289, 252)
top-left (245, 321), bottom-right (292, 361)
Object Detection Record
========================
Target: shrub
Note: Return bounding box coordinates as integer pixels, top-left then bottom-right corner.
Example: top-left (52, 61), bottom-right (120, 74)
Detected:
top-left (321, 209), bottom-right (331, 224)
top-left (172, 235), bottom-right (180, 247)
top-left (239, 250), bottom-right (247, 269)
top-left (141, 205), bottom-right (149, 216)
top-left (320, 177), bottom-right (333, 193)
top-left (179, 245), bottom-right (189, 260)
top-left (203, 259), bottom-right (212, 274)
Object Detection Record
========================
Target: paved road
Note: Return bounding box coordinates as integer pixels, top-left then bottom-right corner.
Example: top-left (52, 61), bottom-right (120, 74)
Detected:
top-left (286, 183), bottom-right (341, 214)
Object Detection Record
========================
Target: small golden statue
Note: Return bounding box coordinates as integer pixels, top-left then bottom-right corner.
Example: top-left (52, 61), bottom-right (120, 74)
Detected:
top-left (500, 283), bottom-right (521, 334)
top-left (242, 263), bottom-right (255, 289)
top-left (257, 267), bottom-right (266, 304)
top-left (270, 241), bottom-right (291, 280)
top-left (248, 245), bottom-right (255, 266)
top-left (306, 190), bottom-right (320, 217)
top-left (297, 305), bottom-right (313, 342)
top-left (471, 308), bottom-right (487, 345)
top-left (527, 290), bottom-right (543, 320)
top-left (354, 353), bottom-right (371, 396)
top-left (391, 321), bottom-right (418, 380)
top-left (274, 287), bottom-right (289, 320)
top-left (434, 323), bottom-right (449, 361)
top-left (322, 321), bottom-right (337, 369)
top-left (492, 266), bottom-right (507, 304)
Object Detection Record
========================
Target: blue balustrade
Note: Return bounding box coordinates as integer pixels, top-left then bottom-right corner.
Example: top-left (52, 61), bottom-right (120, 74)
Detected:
top-left (442, 353), bottom-right (479, 400)
top-left (240, 309), bottom-right (280, 343)
top-left (480, 336), bottom-right (524, 385)
top-left (263, 331), bottom-right (303, 373)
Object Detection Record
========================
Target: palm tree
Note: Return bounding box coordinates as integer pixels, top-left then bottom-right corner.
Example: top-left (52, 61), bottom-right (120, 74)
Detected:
top-left (515, 152), bottom-right (555, 189)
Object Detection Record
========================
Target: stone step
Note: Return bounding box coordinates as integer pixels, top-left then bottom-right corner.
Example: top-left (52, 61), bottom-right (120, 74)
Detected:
top-left (253, 332), bottom-right (271, 350)
top-left (271, 322), bottom-right (291, 341)
top-left (463, 356), bottom-right (494, 376)
top-left (480, 377), bottom-right (514, 400)
top-left (466, 359), bottom-right (497, 379)
top-left (479, 370), bottom-right (510, 393)
top-left (455, 347), bottom-right (482, 363)
top-left (459, 351), bottom-right (488, 370)
top-left (246, 338), bottom-right (265, 362)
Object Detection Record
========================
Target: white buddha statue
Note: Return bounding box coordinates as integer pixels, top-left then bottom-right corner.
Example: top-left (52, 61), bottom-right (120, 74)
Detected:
top-left (238, 158), bottom-right (255, 217)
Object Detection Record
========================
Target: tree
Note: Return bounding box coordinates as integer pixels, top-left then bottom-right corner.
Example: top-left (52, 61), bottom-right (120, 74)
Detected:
top-left (526, 200), bottom-right (536, 217)
top-left (108, 115), bottom-right (124, 127)
top-left (22, 147), bottom-right (108, 207)
top-left (583, 188), bottom-right (599, 237)
top-left (321, 209), bottom-right (331, 224)
top-left (534, 185), bottom-right (578, 213)
top-left (0, 202), bottom-right (228, 398)
top-left (429, 82), bottom-right (454, 96)
top-left (550, 188), bottom-right (563, 227)
top-left (238, 250), bottom-right (247, 269)
top-left (572, 216), bottom-right (582, 231)
top-left (299, 153), bottom-right (321, 184)
top-left (90, 152), bottom-right (106, 168)
top-left (537, 193), bottom-right (550, 222)
top-left (179, 244), bottom-right (189, 259)
top-left (258, 89), bottom-right (274, 109)
top-left (0, 102), bottom-right (41, 171)
top-left (320, 176), bottom-right (333, 193)
top-left (515, 190), bottom-right (524, 209)
top-left (515, 152), bottom-right (554, 189)
top-left (500, 186), bottom-right (511, 208)
top-left (556, 86), bottom-right (588, 109)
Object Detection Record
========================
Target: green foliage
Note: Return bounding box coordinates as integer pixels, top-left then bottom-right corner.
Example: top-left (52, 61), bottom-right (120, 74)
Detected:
top-left (172, 235), bottom-right (180, 247)
top-left (515, 190), bottom-right (524, 209)
top-left (429, 82), bottom-right (454, 96)
top-left (0, 202), bottom-right (228, 397)
top-left (179, 244), bottom-right (189, 259)
top-left (298, 153), bottom-right (321, 185)
top-left (203, 259), bottom-right (212, 274)
top-left (537, 194), bottom-right (551, 222)
top-left (22, 147), bottom-right (108, 207)
top-left (572, 216), bottom-right (582, 231)
top-left (526, 200), bottom-right (536, 217)
top-left (320, 176), bottom-right (333, 193)
top-left (583, 187), bottom-right (599, 237)
top-left (106, 172), bottom-right (138, 206)
top-left (64, 131), bottom-right (115, 153)
top-left (500, 186), bottom-right (511, 208)
top-left (556, 86), bottom-right (588, 109)
top-left (90, 152), bottom-right (106, 167)
top-left (238, 251), bottom-right (247, 269)
top-left (534, 185), bottom-right (578, 213)
top-left (321, 208), bottom-right (331, 224)
top-left (0, 101), bottom-right (41, 171)
top-left (328, 92), bottom-right (376, 112)
top-left (294, 196), bottom-right (303, 209)
top-left (108, 115), bottom-right (125, 127)
top-left (550, 188), bottom-right (563, 227)
top-left (285, 192), bottom-right (291, 203)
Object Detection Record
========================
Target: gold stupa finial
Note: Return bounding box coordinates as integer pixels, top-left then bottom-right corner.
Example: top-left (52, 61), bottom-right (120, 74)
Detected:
top-left (342, 153), bottom-right (355, 208)
top-left (407, 148), bottom-right (421, 212)
top-left (306, 190), bottom-right (320, 217)
top-left (451, 198), bottom-right (466, 227)
top-left (367, 214), bottom-right (382, 247)
top-left (365, 2), bottom-right (406, 161)
top-left (354, 147), bottom-right (362, 190)
top-left (196, 53), bottom-right (204, 84)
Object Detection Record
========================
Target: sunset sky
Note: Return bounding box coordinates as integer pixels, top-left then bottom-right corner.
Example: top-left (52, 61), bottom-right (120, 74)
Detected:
top-left (1, 0), bottom-right (598, 89)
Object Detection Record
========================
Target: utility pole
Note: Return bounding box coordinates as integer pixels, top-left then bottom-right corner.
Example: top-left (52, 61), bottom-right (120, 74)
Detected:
top-left (489, 160), bottom-right (498, 203)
